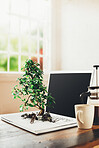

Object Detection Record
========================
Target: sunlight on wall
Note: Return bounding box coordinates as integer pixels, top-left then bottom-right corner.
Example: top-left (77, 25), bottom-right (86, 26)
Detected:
top-left (61, 0), bottom-right (99, 71)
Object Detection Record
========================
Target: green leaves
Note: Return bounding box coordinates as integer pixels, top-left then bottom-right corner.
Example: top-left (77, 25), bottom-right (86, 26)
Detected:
top-left (14, 96), bottom-right (16, 99)
top-left (31, 85), bottom-right (33, 89)
top-left (12, 59), bottom-right (55, 113)
top-left (20, 104), bottom-right (24, 112)
top-left (28, 104), bottom-right (34, 107)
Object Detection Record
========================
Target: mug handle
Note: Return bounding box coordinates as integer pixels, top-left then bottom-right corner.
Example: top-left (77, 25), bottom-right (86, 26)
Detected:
top-left (76, 110), bottom-right (84, 124)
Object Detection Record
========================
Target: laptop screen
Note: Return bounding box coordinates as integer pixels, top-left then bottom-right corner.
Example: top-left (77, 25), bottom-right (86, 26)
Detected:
top-left (47, 72), bottom-right (91, 118)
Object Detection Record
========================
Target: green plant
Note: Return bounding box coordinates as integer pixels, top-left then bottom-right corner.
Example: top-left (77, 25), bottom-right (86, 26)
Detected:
top-left (12, 59), bottom-right (55, 116)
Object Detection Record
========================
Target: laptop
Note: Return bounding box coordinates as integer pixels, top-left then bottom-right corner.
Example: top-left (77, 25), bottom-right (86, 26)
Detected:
top-left (1, 71), bottom-right (91, 134)
top-left (47, 71), bottom-right (91, 117)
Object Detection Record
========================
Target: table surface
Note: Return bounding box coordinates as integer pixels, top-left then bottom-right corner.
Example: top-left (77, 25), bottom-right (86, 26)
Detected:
top-left (0, 113), bottom-right (99, 148)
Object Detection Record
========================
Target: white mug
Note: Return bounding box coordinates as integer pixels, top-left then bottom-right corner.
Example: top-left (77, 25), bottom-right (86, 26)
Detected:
top-left (75, 104), bottom-right (94, 129)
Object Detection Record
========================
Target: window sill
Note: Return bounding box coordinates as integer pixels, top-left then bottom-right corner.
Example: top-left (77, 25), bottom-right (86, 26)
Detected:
top-left (0, 73), bottom-right (22, 82)
top-left (0, 72), bottom-right (49, 83)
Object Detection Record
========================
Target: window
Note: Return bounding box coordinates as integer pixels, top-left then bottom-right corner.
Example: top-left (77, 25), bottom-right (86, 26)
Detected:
top-left (0, 0), bottom-right (51, 72)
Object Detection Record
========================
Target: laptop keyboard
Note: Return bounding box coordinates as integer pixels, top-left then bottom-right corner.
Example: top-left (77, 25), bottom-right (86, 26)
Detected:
top-left (51, 114), bottom-right (77, 124)
top-left (52, 117), bottom-right (73, 122)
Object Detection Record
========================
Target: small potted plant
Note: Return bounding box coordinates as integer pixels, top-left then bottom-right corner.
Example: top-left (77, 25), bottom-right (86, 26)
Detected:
top-left (12, 59), bottom-right (55, 123)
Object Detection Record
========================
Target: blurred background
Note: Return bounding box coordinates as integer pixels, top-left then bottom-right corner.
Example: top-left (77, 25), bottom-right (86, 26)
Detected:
top-left (1, 0), bottom-right (99, 114)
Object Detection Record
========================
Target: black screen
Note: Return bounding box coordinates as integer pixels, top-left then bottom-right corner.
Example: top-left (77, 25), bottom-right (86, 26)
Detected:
top-left (47, 73), bottom-right (91, 117)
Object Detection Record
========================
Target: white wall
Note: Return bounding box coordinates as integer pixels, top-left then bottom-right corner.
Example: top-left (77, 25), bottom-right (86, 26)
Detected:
top-left (51, 0), bottom-right (62, 70)
top-left (61, 0), bottom-right (99, 71)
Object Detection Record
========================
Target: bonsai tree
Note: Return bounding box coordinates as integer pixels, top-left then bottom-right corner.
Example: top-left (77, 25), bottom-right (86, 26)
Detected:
top-left (12, 59), bottom-right (55, 118)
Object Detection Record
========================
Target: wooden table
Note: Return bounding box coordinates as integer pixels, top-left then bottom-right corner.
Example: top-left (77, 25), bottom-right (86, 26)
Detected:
top-left (0, 115), bottom-right (99, 148)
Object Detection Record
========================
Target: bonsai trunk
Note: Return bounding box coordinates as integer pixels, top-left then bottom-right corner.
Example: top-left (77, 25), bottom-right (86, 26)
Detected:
top-left (38, 108), bottom-right (44, 116)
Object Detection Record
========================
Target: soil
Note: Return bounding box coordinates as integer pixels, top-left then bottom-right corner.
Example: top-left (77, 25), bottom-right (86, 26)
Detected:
top-left (21, 112), bottom-right (53, 124)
